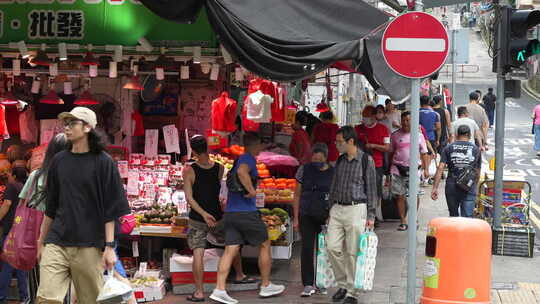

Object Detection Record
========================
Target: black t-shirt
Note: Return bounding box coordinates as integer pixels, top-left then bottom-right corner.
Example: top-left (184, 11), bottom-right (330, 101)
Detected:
top-left (482, 93), bottom-right (496, 111)
top-left (441, 141), bottom-right (481, 181)
top-left (2, 182), bottom-right (23, 234)
top-left (188, 163), bottom-right (223, 222)
top-left (45, 150), bottom-right (130, 248)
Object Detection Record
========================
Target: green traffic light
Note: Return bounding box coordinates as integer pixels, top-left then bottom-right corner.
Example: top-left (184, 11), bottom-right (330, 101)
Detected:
top-left (517, 50), bottom-right (526, 61)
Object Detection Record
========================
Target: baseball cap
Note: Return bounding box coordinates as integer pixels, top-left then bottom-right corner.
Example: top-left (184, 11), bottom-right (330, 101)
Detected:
top-left (58, 107), bottom-right (98, 129)
top-left (315, 102), bottom-right (330, 112)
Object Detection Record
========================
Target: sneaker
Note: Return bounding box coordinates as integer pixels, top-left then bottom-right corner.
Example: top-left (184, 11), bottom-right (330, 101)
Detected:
top-left (209, 289), bottom-right (238, 304)
top-left (259, 282), bottom-right (285, 298)
top-left (300, 285), bottom-right (316, 297)
top-left (318, 288), bottom-right (328, 295)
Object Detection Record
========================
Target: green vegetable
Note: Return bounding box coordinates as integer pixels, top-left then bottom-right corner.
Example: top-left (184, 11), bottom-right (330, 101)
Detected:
top-left (259, 208), bottom-right (272, 215)
top-left (271, 208), bottom-right (289, 221)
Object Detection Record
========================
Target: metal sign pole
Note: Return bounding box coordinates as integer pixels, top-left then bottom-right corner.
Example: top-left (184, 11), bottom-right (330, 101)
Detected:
top-left (451, 28), bottom-right (457, 120)
top-left (493, 3), bottom-right (505, 227)
top-left (407, 78), bottom-right (421, 304)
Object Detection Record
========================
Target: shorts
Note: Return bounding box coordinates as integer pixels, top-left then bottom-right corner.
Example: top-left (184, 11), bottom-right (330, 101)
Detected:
top-left (187, 219), bottom-right (225, 250)
top-left (376, 167), bottom-right (384, 198)
top-left (223, 212), bottom-right (268, 246)
top-left (391, 174), bottom-right (409, 196)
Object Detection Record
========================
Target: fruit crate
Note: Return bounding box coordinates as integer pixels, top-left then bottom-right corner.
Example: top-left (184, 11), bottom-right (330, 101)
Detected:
top-left (492, 224), bottom-right (535, 258)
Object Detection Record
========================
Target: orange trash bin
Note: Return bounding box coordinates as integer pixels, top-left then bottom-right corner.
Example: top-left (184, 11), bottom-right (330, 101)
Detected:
top-left (421, 217), bottom-right (492, 304)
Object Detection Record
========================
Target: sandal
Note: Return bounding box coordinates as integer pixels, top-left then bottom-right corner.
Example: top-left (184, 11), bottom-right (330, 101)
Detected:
top-left (397, 224), bottom-right (408, 231)
top-left (187, 293), bottom-right (205, 302)
top-left (232, 275), bottom-right (258, 284)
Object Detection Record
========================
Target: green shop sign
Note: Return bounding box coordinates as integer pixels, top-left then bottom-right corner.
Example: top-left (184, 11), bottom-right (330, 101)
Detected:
top-left (0, 0), bottom-right (217, 47)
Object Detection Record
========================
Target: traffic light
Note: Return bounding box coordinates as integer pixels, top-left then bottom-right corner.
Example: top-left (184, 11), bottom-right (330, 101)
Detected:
top-left (500, 7), bottom-right (540, 72)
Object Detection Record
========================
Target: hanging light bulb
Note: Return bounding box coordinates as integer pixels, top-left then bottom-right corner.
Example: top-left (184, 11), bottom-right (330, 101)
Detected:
top-left (109, 61), bottom-right (117, 78)
top-left (31, 44), bottom-right (51, 66)
top-left (58, 43), bottom-right (68, 61)
top-left (40, 79), bottom-right (64, 104)
top-left (75, 79), bottom-right (99, 105)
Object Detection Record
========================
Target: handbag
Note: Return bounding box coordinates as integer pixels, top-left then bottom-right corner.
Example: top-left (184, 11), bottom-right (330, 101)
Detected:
top-left (226, 160), bottom-right (247, 193)
top-left (455, 165), bottom-right (477, 192)
top-left (1, 202), bottom-right (44, 270)
top-left (226, 160), bottom-right (257, 194)
top-left (119, 214), bottom-right (136, 235)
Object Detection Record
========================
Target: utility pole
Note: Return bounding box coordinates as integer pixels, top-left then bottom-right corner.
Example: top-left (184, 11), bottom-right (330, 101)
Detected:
top-left (493, 1), bottom-right (505, 228)
top-left (451, 26), bottom-right (457, 120)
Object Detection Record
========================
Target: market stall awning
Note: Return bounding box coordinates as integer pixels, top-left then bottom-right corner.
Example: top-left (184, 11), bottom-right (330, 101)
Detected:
top-left (139, 0), bottom-right (411, 100)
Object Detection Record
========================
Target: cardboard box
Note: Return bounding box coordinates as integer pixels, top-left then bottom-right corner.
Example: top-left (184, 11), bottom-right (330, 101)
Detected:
top-left (171, 272), bottom-right (218, 285)
top-left (169, 249), bottom-right (223, 272)
top-left (133, 279), bottom-right (166, 303)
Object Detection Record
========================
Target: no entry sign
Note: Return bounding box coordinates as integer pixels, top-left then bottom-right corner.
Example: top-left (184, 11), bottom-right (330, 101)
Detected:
top-left (381, 12), bottom-right (449, 79)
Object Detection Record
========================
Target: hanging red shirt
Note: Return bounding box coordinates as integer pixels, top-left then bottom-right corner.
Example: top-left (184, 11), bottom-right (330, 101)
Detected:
top-left (211, 92), bottom-right (237, 133)
top-left (131, 111), bottom-right (145, 136)
top-left (5, 106), bottom-right (20, 135)
top-left (0, 105), bottom-right (8, 140)
top-left (312, 122), bottom-right (339, 162)
top-left (355, 123), bottom-right (390, 168)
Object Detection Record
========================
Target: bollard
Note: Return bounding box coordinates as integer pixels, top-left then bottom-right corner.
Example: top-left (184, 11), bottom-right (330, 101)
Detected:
top-left (421, 217), bottom-right (492, 304)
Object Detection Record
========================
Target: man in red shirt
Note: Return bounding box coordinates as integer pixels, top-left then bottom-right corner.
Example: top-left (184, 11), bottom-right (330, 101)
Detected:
top-left (355, 105), bottom-right (390, 222)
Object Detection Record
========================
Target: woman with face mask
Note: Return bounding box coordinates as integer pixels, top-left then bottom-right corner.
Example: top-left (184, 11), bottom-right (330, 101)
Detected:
top-left (292, 143), bottom-right (335, 297)
top-left (355, 106), bottom-right (391, 223)
top-left (375, 105), bottom-right (392, 132)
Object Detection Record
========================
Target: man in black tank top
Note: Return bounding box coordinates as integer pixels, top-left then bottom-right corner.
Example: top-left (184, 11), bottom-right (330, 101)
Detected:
top-left (432, 95), bottom-right (452, 155)
top-left (183, 135), bottom-right (253, 302)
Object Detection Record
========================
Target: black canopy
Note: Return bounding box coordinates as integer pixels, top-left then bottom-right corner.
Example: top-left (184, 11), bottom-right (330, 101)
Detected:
top-left (139, 0), bottom-right (410, 100)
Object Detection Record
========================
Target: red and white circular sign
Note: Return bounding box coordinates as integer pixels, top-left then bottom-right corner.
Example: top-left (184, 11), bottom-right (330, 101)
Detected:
top-left (381, 12), bottom-right (449, 79)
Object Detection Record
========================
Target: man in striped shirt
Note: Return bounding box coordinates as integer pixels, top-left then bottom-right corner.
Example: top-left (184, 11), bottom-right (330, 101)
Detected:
top-left (326, 126), bottom-right (377, 304)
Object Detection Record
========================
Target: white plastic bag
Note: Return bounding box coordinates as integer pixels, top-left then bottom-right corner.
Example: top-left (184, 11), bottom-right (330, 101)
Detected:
top-left (354, 230), bottom-right (378, 291)
top-left (428, 159), bottom-right (437, 177)
top-left (96, 269), bottom-right (133, 304)
top-left (316, 231), bottom-right (337, 289)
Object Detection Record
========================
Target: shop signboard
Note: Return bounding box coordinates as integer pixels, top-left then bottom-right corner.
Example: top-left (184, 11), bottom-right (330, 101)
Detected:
top-left (0, 0), bottom-right (217, 47)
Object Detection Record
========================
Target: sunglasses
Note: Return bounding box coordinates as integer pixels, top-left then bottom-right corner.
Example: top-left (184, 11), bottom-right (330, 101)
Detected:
top-left (63, 119), bottom-right (84, 128)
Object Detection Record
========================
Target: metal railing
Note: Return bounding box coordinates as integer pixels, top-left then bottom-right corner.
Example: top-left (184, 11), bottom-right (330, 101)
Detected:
top-left (439, 64), bottom-right (480, 78)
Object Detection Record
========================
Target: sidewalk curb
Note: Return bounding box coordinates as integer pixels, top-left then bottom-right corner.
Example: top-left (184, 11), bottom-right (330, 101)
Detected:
top-left (522, 80), bottom-right (540, 101)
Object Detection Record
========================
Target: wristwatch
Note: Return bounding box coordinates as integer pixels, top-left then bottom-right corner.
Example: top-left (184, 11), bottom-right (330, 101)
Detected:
top-left (104, 241), bottom-right (116, 249)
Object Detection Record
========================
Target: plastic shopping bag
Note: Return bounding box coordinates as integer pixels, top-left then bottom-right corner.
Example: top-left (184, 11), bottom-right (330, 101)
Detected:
top-left (1, 203), bottom-right (44, 270)
top-left (96, 269), bottom-right (133, 304)
top-left (315, 230), bottom-right (337, 289)
top-left (354, 231), bottom-right (378, 290)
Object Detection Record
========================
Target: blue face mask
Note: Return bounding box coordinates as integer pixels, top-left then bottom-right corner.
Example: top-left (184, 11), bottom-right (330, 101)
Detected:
top-left (312, 161), bottom-right (325, 169)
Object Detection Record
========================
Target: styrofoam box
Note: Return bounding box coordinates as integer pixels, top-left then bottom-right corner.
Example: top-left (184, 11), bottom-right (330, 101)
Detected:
top-left (169, 249), bottom-right (223, 272)
top-left (133, 279), bottom-right (166, 303)
top-left (241, 244), bottom-right (293, 260)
